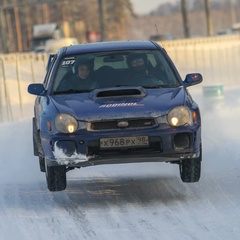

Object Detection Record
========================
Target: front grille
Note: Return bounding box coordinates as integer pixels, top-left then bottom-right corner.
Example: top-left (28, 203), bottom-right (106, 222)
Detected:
top-left (89, 118), bottom-right (156, 131)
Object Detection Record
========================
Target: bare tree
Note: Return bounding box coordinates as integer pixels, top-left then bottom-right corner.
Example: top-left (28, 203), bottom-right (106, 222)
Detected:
top-left (0, 0), bottom-right (134, 52)
top-left (98, 0), bottom-right (105, 41)
top-left (105, 0), bottom-right (133, 40)
top-left (230, 0), bottom-right (237, 25)
top-left (90, 0), bottom-right (133, 41)
top-left (13, 0), bottom-right (23, 52)
top-left (204, 0), bottom-right (214, 36)
top-left (0, 0), bottom-right (10, 53)
top-left (181, 0), bottom-right (190, 38)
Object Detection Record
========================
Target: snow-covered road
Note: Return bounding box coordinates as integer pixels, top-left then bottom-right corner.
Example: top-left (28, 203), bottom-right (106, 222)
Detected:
top-left (0, 86), bottom-right (240, 240)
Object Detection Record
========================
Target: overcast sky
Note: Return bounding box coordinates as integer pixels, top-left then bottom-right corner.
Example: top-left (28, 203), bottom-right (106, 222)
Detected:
top-left (131, 0), bottom-right (178, 14)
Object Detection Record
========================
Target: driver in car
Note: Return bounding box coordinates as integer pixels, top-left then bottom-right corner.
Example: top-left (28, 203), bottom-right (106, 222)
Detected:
top-left (57, 57), bottom-right (98, 92)
top-left (127, 53), bottom-right (149, 77)
top-left (125, 53), bottom-right (162, 87)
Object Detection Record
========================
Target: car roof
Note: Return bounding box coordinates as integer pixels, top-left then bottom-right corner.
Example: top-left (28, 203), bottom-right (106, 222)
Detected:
top-left (60, 40), bottom-right (161, 55)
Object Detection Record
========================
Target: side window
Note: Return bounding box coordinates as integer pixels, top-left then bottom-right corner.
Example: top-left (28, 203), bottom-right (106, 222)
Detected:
top-left (147, 54), bottom-right (157, 68)
top-left (94, 56), bottom-right (104, 70)
top-left (43, 55), bottom-right (57, 89)
top-left (155, 52), bottom-right (179, 84)
top-left (52, 57), bottom-right (76, 91)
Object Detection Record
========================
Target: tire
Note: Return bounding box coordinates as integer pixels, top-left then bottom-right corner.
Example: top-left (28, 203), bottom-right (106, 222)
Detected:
top-left (32, 118), bottom-right (38, 156)
top-left (37, 132), bottom-right (46, 172)
top-left (179, 147), bottom-right (202, 183)
top-left (45, 164), bottom-right (67, 191)
top-left (39, 155), bottom-right (46, 172)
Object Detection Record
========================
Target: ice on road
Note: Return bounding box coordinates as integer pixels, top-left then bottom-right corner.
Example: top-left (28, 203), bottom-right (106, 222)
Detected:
top-left (0, 86), bottom-right (240, 240)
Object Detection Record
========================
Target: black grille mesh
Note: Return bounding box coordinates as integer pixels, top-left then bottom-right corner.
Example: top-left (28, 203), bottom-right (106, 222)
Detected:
top-left (90, 118), bottom-right (156, 130)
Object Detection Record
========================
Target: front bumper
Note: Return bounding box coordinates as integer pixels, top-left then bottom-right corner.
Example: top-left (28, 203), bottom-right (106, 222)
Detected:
top-left (40, 123), bottom-right (201, 168)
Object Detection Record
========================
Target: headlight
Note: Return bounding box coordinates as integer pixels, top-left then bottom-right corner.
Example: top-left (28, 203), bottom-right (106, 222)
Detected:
top-left (167, 106), bottom-right (190, 127)
top-left (55, 113), bottom-right (78, 133)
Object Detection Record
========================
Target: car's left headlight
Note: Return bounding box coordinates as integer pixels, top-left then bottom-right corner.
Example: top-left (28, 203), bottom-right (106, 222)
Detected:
top-left (167, 106), bottom-right (190, 127)
top-left (55, 113), bottom-right (78, 133)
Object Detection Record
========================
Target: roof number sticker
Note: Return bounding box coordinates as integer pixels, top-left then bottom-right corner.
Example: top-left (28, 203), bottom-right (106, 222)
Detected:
top-left (61, 57), bottom-right (76, 67)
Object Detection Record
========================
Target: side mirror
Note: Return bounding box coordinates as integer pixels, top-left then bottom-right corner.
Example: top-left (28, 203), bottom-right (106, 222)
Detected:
top-left (184, 73), bottom-right (203, 87)
top-left (28, 83), bottom-right (46, 96)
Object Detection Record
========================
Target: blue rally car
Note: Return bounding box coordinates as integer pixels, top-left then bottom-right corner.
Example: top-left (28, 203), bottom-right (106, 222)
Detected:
top-left (28, 40), bottom-right (203, 191)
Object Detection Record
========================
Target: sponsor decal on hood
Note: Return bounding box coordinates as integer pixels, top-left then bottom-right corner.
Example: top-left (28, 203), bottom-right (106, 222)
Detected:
top-left (99, 102), bottom-right (144, 108)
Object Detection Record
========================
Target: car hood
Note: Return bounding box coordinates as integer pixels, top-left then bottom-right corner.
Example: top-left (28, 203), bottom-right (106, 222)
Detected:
top-left (51, 86), bottom-right (186, 121)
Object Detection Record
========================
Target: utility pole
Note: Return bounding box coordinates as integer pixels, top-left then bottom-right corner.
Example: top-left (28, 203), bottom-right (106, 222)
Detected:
top-left (43, 3), bottom-right (49, 23)
top-left (0, 6), bottom-right (8, 53)
top-left (13, 0), bottom-right (23, 52)
top-left (98, 0), bottom-right (105, 41)
top-left (230, 0), bottom-right (236, 25)
top-left (204, 0), bottom-right (214, 36)
top-left (181, 0), bottom-right (190, 38)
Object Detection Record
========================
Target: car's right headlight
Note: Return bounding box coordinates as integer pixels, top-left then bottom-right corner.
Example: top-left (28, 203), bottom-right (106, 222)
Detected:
top-left (167, 106), bottom-right (190, 127)
top-left (55, 113), bottom-right (78, 133)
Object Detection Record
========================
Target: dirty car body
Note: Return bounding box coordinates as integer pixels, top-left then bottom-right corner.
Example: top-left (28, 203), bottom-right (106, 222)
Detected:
top-left (28, 40), bottom-right (203, 191)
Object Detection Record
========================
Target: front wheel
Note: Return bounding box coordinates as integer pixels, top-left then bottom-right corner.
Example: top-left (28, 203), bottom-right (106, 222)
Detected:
top-left (179, 147), bottom-right (202, 183)
top-left (45, 164), bottom-right (67, 191)
top-left (39, 155), bottom-right (46, 172)
top-left (36, 131), bottom-right (45, 172)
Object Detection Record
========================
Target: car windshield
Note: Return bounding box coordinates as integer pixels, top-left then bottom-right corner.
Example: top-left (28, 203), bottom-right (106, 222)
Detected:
top-left (52, 50), bottom-right (180, 94)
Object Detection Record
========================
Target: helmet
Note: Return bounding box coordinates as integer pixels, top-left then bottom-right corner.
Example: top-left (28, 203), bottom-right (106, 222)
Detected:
top-left (73, 55), bottom-right (94, 74)
top-left (126, 53), bottom-right (147, 68)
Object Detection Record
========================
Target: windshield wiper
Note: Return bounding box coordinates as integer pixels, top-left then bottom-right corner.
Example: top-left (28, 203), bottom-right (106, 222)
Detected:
top-left (143, 84), bottom-right (180, 89)
top-left (142, 85), bottom-right (163, 89)
top-left (53, 89), bottom-right (91, 95)
top-left (114, 85), bottom-right (130, 87)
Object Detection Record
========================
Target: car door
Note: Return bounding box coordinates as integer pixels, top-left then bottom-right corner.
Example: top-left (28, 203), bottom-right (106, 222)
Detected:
top-left (34, 54), bottom-right (57, 130)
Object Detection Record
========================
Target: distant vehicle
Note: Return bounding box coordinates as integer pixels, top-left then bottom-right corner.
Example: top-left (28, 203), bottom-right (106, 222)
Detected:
top-left (231, 22), bottom-right (240, 34)
top-left (216, 23), bottom-right (240, 36)
top-left (149, 34), bottom-right (174, 42)
top-left (216, 28), bottom-right (232, 36)
top-left (45, 38), bottom-right (79, 53)
top-left (31, 23), bottom-right (62, 52)
top-left (28, 40), bottom-right (203, 191)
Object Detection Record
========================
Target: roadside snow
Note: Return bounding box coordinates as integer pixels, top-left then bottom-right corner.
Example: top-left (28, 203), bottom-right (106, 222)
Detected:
top-left (0, 86), bottom-right (240, 240)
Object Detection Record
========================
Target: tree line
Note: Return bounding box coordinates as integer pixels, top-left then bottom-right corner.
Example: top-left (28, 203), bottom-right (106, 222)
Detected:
top-left (0, 0), bottom-right (237, 53)
top-left (152, 0), bottom-right (239, 38)
top-left (0, 0), bottom-right (133, 53)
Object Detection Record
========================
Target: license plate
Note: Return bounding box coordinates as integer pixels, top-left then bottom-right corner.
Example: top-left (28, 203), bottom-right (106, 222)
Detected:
top-left (100, 136), bottom-right (149, 149)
